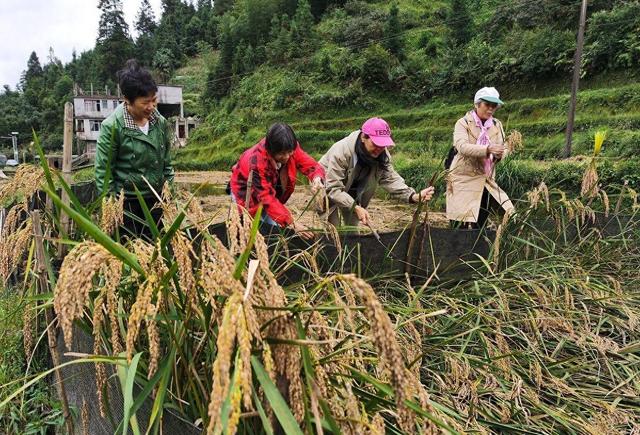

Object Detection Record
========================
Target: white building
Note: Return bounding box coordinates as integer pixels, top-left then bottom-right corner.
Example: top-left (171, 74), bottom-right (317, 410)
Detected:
top-left (73, 84), bottom-right (198, 155)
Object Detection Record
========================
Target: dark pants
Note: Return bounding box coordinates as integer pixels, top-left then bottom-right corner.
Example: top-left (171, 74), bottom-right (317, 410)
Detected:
top-left (451, 189), bottom-right (501, 230)
top-left (121, 196), bottom-right (163, 241)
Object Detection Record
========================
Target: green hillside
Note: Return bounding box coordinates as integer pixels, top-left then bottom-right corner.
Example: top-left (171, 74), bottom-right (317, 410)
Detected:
top-left (174, 66), bottom-right (640, 202)
top-left (163, 0), bottom-right (640, 203)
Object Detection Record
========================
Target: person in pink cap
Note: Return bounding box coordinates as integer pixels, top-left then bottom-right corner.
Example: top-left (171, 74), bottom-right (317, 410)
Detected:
top-left (319, 117), bottom-right (435, 227)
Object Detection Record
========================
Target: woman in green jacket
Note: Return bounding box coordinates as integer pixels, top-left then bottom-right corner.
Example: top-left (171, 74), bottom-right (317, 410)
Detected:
top-left (95, 59), bottom-right (175, 239)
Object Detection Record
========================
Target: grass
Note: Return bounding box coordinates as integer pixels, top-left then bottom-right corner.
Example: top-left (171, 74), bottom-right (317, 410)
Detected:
top-left (0, 290), bottom-right (65, 433)
top-left (176, 79), bottom-right (640, 194)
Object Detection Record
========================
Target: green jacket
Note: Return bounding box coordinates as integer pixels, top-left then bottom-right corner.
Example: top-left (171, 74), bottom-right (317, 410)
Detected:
top-left (94, 104), bottom-right (175, 197)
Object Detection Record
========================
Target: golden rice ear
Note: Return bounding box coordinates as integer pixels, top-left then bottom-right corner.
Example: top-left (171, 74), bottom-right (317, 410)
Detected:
top-left (206, 292), bottom-right (242, 433)
top-left (0, 217), bottom-right (32, 283)
top-left (54, 241), bottom-right (121, 349)
top-left (100, 190), bottom-right (124, 235)
top-left (336, 274), bottom-right (421, 433)
top-left (0, 164), bottom-right (44, 205)
top-left (505, 130), bottom-right (523, 154)
top-left (581, 163), bottom-right (599, 198)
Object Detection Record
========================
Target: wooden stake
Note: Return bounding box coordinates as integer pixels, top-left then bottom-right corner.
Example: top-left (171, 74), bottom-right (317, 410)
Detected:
top-left (60, 102), bottom-right (74, 255)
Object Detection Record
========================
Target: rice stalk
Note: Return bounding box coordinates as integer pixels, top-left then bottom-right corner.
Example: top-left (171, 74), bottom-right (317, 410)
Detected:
top-left (54, 241), bottom-right (120, 349)
top-left (200, 235), bottom-right (244, 304)
top-left (126, 275), bottom-right (157, 363)
top-left (0, 164), bottom-right (44, 205)
top-left (269, 314), bottom-right (305, 422)
top-left (146, 291), bottom-right (162, 379)
top-left (105, 261), bottom-right (123, 354)
top-left (206, 292), bottom-right (241, 433)
top-left (81, 399), bottom-right (90, 435)
top-left (492, 210), bottom-right (513, 267)
top-left (505, 129), bottom-right (523, 154)
top-left (0, 217), bottom-right (32, 283)
top-left (92, 292), bottom-right (108, 417)
top-left (336, 274), bottom-right (420, 432)
top-left (172, 230), bottom-right (198, 311)
top-left (100, 190), bottom-right (124, 234)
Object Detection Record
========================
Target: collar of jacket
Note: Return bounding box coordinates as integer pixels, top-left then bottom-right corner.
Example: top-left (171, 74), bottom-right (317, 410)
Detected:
top-left (114, 104), bottom-right (163, 149)
top-left (463, 110), bottom-right (502, 142)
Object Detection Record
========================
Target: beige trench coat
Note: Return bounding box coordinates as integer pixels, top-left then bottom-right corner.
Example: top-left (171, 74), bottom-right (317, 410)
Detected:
top-left (319, 130), bottom-right (416, 226)
top-left (446, 111), bottom-right (514, 223)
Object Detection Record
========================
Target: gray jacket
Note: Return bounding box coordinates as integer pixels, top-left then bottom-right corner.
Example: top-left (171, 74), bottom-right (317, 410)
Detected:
top-left (319, 130), bottom-right (415, 217)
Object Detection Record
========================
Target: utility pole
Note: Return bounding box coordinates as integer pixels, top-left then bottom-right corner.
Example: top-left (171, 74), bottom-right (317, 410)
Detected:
top-left (11, 132), bottom-right (19, 163)
top-left (564, 0), bottom-right (588, 158)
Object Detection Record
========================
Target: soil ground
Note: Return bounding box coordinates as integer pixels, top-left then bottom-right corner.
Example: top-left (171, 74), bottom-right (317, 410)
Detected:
top-left (0, 170), bottom-right (448, 230)
top-left (174, 171), bottom-right (449, 231)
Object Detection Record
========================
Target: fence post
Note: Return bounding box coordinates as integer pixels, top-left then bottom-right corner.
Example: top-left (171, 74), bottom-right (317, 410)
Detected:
top-left (60, 102), bottom-right (74, 255)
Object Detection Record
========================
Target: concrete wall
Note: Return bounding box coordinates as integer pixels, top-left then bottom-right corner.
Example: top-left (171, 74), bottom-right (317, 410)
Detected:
top-left (73, 85), bottom-right (185, 154)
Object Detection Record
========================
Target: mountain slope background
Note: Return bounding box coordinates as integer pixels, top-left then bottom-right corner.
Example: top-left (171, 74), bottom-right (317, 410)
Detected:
top-left (1, 0), bottom-right (640, 199)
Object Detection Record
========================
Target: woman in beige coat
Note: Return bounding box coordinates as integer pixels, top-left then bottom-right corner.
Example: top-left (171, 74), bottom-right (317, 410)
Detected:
top-left (320, 117), bottom-right (434, 227)
top-left (446, 87), bottom-right (514, 229)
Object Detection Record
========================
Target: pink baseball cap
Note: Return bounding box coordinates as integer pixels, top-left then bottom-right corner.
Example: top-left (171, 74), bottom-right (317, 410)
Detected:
top-left (361, 117), bottom-right (394, 147)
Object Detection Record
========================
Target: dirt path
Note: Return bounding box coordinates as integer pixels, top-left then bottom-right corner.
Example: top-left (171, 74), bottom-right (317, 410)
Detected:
top-left (175, 171), bottom-right (448, 230)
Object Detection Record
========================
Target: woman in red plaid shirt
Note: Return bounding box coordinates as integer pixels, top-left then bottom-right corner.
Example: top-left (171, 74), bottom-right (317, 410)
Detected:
top-left (230, 123), bottom-right (325, 239)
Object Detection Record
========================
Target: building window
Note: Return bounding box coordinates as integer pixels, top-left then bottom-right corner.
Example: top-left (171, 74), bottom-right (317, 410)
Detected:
top-left (178, 124), bottom-right (186, 138)
top-left (102, 100), bottom-right (108, 111)
top-left (113, 100), bottom-right (118, 109)
top-left (90, 120), bottom-right (101, 132)
top-left (84, 99), bottom-right (100, 112)
top-left (76, 119), bottom-right (84, 132)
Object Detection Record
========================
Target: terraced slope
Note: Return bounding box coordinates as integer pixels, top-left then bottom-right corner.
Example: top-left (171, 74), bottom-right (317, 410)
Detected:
top-left (176, 83), bottom-right (640, 198)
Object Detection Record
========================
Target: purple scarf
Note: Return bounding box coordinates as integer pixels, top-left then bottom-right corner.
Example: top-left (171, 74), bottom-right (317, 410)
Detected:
top-left (472, 110), bottom-right (494, 177)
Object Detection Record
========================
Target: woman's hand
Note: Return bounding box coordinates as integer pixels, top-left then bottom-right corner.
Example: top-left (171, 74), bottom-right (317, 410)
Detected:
top-left (411, 186), bottom-right (435, 203)
top-left (354, 205), bottom-right (371, 226)
top-left (487, 144), bottom-right (505, 159)
top-left (310, 177), bottom-right (324, 193)
top-left (292, 221), bottom-right (315, 240)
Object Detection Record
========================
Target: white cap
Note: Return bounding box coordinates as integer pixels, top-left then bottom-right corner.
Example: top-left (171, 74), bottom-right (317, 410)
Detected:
top-left (474, 87), bottom-right (504, 105)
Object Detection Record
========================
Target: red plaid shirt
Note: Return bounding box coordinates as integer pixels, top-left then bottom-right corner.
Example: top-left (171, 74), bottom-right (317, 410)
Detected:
top-left (230, 138), bottom-right (325, 226)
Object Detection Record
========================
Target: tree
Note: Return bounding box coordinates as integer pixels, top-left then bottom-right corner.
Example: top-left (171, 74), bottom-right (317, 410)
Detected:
top-left (290, 0), bottom-right (316, 57)
top-left (153, 48), bottom-right (175, 82)
top-left (309, 0), bottom-right (346, 20)
top-left (213, 0), bottom-right (234, 16)
top-left (22, 52), bottom-right (43, 85)
top-left (96, 0), bottom-right (134, 81)
top-left (447, 0), bottom-right (472, 47)
top-left (384, 4), bottom-right (403, 59)
top-left (202, 15), bottom-right (235, 103)
top-left (135, 0), bottom-right (157, 66)
top-left (136, 0), bottom-right (157, 35)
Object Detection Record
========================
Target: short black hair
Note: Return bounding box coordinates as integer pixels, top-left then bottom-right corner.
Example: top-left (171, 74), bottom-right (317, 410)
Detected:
top-left (265, 123), bottom-right (297, 155)
top-left (117, 59), bottom-right (158, 102)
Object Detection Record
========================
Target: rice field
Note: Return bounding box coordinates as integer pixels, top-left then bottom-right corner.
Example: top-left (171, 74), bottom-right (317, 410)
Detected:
top-left (1, 134), bottom-right (640, 434)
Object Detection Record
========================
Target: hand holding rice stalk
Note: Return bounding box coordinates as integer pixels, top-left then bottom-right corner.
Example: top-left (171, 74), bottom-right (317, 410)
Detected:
top-left (581, 130), bottom-right (607, 198)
